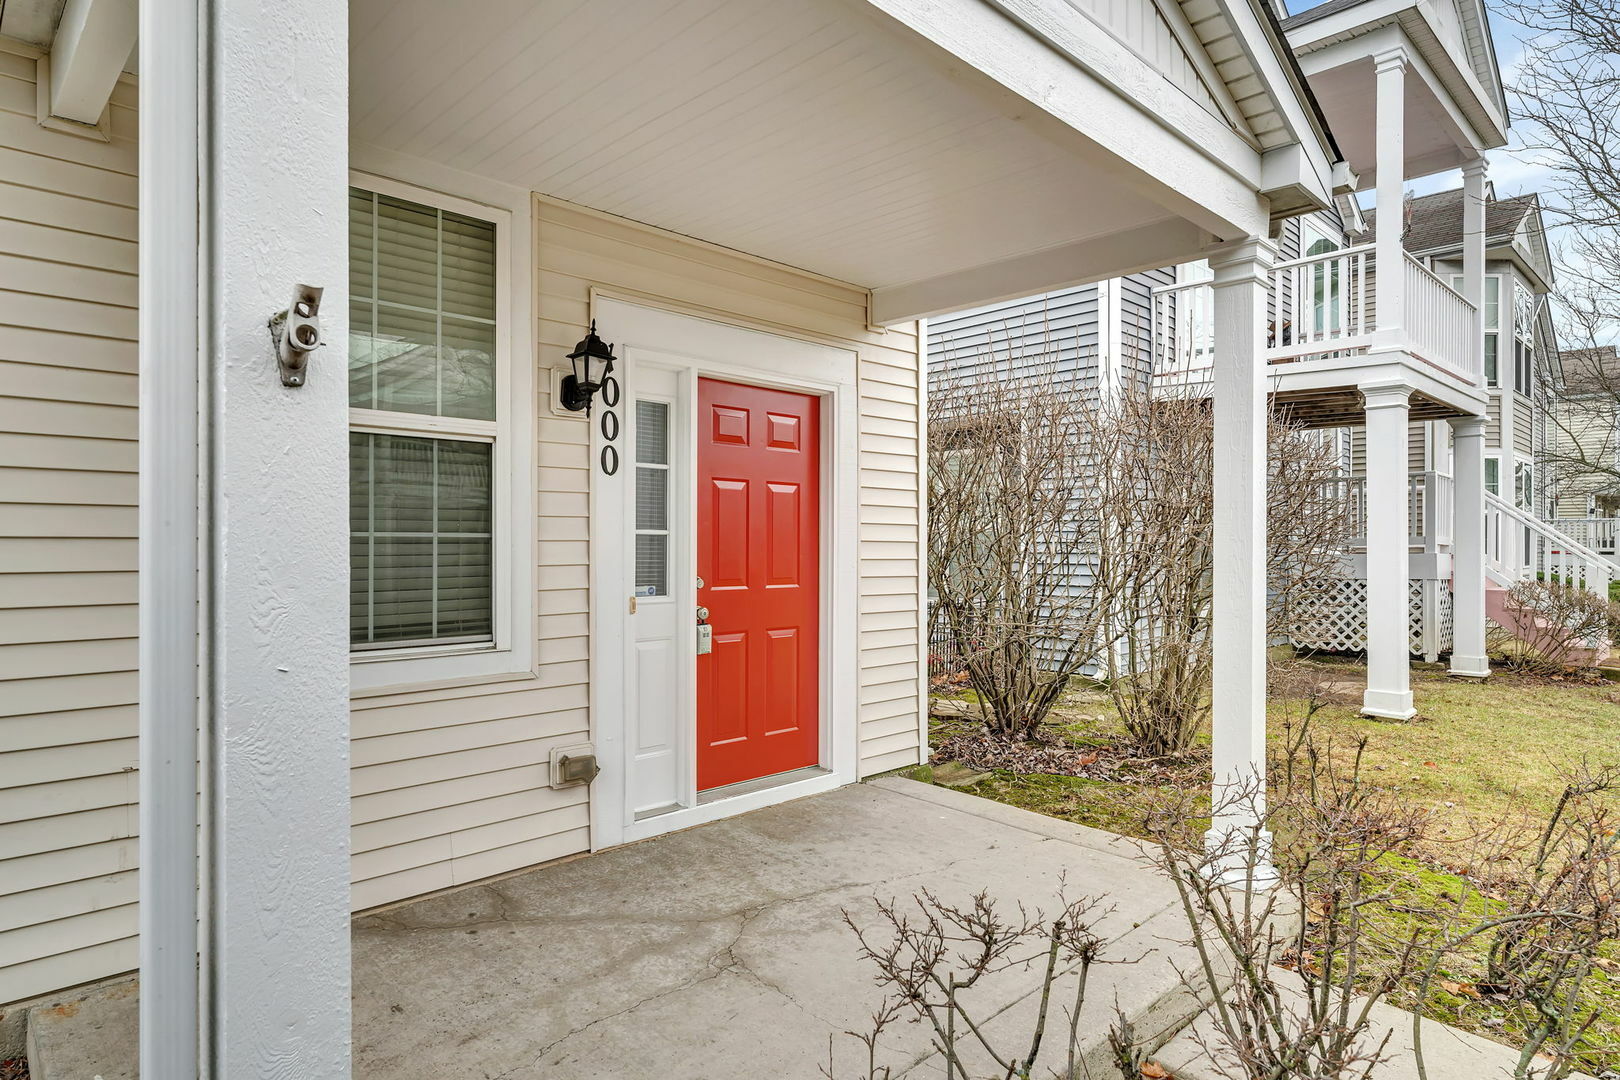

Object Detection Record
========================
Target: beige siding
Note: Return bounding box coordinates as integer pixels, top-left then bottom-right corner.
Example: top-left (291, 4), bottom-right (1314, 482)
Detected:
top-left (349, 196), bottom-right (924, 909)
top-left (0, 41), bottom-right (140, 1006)
top-left (1552, 398), bottom-right (1618, 516)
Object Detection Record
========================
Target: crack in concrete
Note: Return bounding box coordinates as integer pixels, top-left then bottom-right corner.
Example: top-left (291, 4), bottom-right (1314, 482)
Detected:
top-left (484, 912), bottom-right (752, 1080)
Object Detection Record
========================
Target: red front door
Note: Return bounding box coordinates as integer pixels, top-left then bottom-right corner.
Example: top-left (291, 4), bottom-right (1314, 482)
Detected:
top-left (696, 378), bottom-right (821, 791)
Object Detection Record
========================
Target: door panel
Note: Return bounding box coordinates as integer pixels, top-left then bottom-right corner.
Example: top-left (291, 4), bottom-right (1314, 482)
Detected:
top-left (696, 378), bottom-right (820, 790)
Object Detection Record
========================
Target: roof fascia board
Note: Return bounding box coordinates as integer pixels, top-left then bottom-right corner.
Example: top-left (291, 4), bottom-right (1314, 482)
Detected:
top-left (1401, 4), bottom-right (1505, 144)
top-left (985, 0), bottom-right (1262, 164)
top-left (1213, 0), bottom-right (1341, 163)
top-left (859, 0), bottom-right (1269, 238)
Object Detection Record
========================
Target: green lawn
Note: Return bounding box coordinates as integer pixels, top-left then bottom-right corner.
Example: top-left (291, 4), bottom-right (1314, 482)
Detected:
top-left (917, 660), bottom-right (1620, 1071)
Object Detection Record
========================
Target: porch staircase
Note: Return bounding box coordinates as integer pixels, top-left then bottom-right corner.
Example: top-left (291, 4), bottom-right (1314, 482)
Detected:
top-left (1483, 493), bottom-right (1615, 665)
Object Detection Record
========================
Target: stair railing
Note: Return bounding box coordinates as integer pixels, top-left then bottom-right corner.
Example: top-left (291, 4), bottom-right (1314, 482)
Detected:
top-left (1486, 492), bottom-right (1614, 596)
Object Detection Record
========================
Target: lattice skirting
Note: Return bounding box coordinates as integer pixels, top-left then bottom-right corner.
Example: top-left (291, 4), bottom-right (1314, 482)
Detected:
top-left (1290, 578), bottom-right (1450, 656)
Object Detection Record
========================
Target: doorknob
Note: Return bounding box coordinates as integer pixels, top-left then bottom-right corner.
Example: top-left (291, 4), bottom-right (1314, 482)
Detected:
top-left (696, 605), bottom-right (710, 621)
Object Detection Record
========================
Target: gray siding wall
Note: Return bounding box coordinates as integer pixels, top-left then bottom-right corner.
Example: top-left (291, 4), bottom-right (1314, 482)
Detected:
top-left (927, 285), bottom-right (1102, 397)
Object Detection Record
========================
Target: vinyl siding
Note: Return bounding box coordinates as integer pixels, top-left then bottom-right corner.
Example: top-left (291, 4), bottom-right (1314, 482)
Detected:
top-left (0, 41), bottom-right (139, 1006)
top-left (1552, 398), bottom-right (1619, 515)
top-left (1513, 394), bottom-right (1534, 458)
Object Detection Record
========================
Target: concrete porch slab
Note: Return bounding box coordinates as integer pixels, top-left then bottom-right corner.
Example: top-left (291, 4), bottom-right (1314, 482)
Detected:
top-left (352, 776), bottom-right (1201, 1079)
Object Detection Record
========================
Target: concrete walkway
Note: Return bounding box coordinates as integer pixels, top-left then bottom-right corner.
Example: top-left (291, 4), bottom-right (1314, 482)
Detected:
top-left (351, 776), bottom-right (1199, 1079)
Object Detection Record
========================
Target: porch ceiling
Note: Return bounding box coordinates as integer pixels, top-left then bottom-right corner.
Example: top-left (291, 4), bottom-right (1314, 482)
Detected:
top-left (1304, 55), bottom-right (1477, 188)
top-left (350, 0), bottom-right (1191, 310)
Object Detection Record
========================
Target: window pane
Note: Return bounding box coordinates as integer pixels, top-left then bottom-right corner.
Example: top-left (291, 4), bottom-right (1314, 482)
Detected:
top-left (351, 432), bottom-right (494, 647)
top-left (636, 400), bottom-right (668, 464)
top-left (1483, 278), bottom-right (1500, 330)
top-left (376, 195), bottom-right (440, 310)
top-left (636, 467), bottom-right (667, 531)
top-left (349, 187), bottom-right (496, 421)
top-left (441, 211), bottom-right (496, 320)
top-left (440, 315), bottom-right (496, 420)
top-left (635, 533), bottom-right (668, 597)
top-left (1484, 334), bottom-right (1498, 385)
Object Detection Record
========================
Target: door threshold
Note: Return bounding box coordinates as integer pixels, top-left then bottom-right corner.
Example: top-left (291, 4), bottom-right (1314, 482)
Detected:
top-left (698, 765), bottom-right (829, 806)
top-left (633, 802), bottom-right (683, 822)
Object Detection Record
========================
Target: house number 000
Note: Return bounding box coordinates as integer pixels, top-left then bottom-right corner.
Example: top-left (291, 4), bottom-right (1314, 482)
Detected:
top-left (599, 375), bottom-right (621, 476)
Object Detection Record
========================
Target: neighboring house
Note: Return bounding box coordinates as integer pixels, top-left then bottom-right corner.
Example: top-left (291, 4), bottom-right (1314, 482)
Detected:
top-left (0, 0), bottom-right (1357, 1067)
top-left (1547, 346), bottom-right (1620, 559)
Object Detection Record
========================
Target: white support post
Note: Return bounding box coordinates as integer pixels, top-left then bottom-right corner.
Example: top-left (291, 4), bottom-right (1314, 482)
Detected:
top-left (1362, 381), bottom-right (1417, 718)
top-left (1206, 237), bottom-right (1277, 886)
top-left (1373, 48), bottom-right (1407, 343)
top-left (194, 0), bottom-right (353, 1075)
top-left (1461, 158), bottom-right (1487, 363)
top-left (138, 1), bottom-right (200, 1075)
top-left (1450, 415), bottom-right (1490, 678)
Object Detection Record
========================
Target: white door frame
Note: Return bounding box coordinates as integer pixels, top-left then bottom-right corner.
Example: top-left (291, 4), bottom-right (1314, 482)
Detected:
top-left (587, 293), bottom-right (860, 849)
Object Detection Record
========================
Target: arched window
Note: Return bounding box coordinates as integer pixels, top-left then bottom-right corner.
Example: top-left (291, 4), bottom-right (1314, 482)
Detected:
top-left (1303, 227), bottom-right (1342, 336)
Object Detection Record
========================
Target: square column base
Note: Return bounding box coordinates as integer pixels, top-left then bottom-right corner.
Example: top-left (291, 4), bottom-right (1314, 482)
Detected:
top-left (1447, 654), bottom-right (1490, 680)
top-left (1202, 826), bottom-right (1279, 891)
top-left (1360, 688), bottom-right (1416, 720)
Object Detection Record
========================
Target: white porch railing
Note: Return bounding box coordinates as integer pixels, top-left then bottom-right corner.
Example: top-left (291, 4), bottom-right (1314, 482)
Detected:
top-left (1486, 493), bottom-right (1614, 596)
top-left (1549, 517), bottom-right (1620, 557)
top-left (1401, 253), bottom-right (1481, 385)
top-left (1150, 246), bottom-right (1482, 388)
top-left (1334, 471), bottom-right (1453, 551)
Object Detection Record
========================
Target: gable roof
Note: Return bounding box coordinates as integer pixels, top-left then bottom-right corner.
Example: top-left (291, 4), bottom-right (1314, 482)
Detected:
top-left (1354, 187), bottom-right (1540, 255)
top-left (1558, 346), bottom-right (1620, 396)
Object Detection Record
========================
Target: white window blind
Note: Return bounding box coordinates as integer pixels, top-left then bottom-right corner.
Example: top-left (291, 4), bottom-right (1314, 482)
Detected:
top-left (634, 400), bottom-right (670, 597)
top-left (349, 186), bottom-right (499, 650)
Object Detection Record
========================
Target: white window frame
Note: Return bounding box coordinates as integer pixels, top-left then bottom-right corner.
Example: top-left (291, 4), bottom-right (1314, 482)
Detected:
top-left (1484, 453), bottom-right (1501, 498)
top-left (348, 167), bottom-right (536, 693)
top-left (1452, 272), bottom-right (1501, 387)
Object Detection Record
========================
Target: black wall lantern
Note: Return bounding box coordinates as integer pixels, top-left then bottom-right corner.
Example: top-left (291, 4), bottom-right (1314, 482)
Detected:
top-left (561, 320), bottom-right (617, 413)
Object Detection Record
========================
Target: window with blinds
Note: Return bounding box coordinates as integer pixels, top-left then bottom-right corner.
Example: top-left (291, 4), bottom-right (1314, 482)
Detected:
top-left (635, 400), bottom-right (671, 598)
top-left (350, 186), bottom-right (499, 650)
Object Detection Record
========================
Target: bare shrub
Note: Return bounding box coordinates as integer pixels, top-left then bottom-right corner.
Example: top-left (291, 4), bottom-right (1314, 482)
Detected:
top-left (1137, 718), bottom-right (1620, 1080)
top-left (822, 889), bottom-right (1114, 1080)
top-left (1139, 724), bottom-right (1430, 1079)
top-left (1090, 393), bottom-right (1356, 757)
top-left (929, 350), bottom-right (1355, 752)
top-left (1434, 765), bottom-right (1620, 1078)
top-left (1494, 580), bottom-right (1613, 674)
top-left (928, 362), bottom-right (1122, 739)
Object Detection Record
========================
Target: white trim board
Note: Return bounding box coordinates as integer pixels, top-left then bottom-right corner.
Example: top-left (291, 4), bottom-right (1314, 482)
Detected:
top-left (587, 296), bottom-right (861, 851)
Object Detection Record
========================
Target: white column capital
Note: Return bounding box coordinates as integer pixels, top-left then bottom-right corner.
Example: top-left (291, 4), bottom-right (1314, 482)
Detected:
top-left (1206, 236), bottom-right (1278, 285)
top-left (1461, 156), bottom-right (1489, 180)
top-left (1372, 46), bottom-right (1409, 74)
top-left (1449, 414), bottom-right (1488, 438)
top-left (1360, 380), bottom-right (1413, 411)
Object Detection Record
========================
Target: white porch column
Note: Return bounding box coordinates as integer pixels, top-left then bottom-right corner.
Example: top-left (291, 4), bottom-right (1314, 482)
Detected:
top-left (140, 0), bottom-right (352, 1074)
top-left (210, 0), bottom-right (353, 1070)
top-left (1450, 415), bottom-right (1490, 678)
top-left (1206, 237), bottom-right (1277, 883)
top-left (1362, 381), bottom-right (1417, 718)
top-left (1373, 48), bottom-right (1407, 341)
